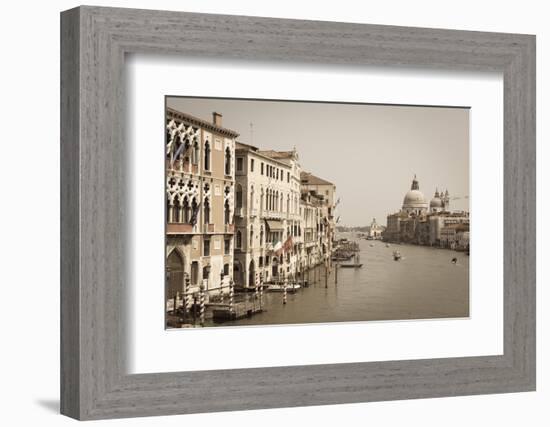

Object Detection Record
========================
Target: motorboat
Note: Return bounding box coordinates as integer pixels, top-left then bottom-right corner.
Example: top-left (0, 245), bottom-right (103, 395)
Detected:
top-left (266, 283), bottom-right (301, 293)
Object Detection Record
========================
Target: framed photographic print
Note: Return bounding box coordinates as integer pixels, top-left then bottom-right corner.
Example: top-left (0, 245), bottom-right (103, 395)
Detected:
top-left (61, 6), bottom-right (536, 420)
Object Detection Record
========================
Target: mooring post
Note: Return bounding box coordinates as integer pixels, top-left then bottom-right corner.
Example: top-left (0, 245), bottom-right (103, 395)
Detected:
top-left (283, 273), bottom-right (288, 305)
top-left (199, 284), bottom-right (205, 327)
top-left (219, 270), bottom-right (224, 304)
top-left (335, 261), bottom-right (338, 285)
top-left (229, 279), bottom-right (234, 317)
top-left (183, 273), bottom-right (190, 323)
top-left (259, 272), bottom-right (263, 310)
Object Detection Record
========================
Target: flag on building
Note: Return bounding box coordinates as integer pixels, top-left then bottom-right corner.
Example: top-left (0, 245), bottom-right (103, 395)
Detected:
top-left (276, 236), bottom-right (293, 255)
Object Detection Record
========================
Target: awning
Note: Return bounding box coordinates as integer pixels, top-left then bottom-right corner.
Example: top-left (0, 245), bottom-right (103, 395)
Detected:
top-left (265, 219), bottom-right (284, 231)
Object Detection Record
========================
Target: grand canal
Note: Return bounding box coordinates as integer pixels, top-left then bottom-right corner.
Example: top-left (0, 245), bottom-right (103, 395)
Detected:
top-left (210, 234), bottom-right (469, 327)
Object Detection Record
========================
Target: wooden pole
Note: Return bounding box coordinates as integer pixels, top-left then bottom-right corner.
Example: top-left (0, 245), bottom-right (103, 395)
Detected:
top-left (184, 273), bottom-right (191, 323)
top-left (229, 279), bottom-right (234, 317)
top-left (259, 272), bottom-right (263, 310)
top-left (199, 284), bottom-right (205, 327)
top-left (219, 271), bottom-right (224, 304)
top-left (283, 278), bottom-right (287, 305)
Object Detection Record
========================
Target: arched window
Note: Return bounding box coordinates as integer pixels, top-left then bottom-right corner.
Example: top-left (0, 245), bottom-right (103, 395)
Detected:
top-left (192, 140), bottom-right (199, 165)
top-left (260, 189), bottom-right (264, 214)
top-left (250, 186), bottom-right (255, 213)
top-left (166, 197), bottom-right (173, 222)
top-left (190, 197), bottom-right (198, 225)
top-left (182, 196), bottom-right (190, 223)
top-left (249, 226), bottom-right (254, 248)
top-left (286, 194), bottom-right (290, 214)
top-left (225, 147), bottom-right (231, 175)
top-left (236, 230), bottom-right (242, 249)
top-left (224, 199), bottom-right (231, 224)
top-left (173, 196), bottom-right (182, 223)
top-left (204, 140), bottom-right (211, 171)
top-left (203, 197), bottom-right (210, 225)
top-left (260, 226), bottom-right (264, 245)
top-left (166, 250), bottom-right (184, 305)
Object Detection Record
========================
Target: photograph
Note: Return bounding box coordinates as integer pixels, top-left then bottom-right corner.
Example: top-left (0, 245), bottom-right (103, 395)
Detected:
top-left (164, 97), bottom-right (470, 329)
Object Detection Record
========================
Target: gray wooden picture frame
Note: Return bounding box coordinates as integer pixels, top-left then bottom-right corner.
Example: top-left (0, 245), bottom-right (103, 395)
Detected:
top-left (60, 5), bottom-right (536, 420)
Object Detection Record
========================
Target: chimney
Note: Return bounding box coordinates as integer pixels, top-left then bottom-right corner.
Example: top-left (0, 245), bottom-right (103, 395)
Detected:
top-left (212, 112), bottom-right (222, 127)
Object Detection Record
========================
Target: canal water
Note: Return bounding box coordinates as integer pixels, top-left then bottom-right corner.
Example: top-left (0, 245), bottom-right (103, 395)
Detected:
top-left (211, 235), bottom-right (469, 327)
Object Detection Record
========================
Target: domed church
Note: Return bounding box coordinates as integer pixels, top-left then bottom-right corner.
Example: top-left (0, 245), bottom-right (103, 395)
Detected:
top-left (402, 175), bottom-right (429, 215)
top-left (429, 188), bottom-right (450, 213)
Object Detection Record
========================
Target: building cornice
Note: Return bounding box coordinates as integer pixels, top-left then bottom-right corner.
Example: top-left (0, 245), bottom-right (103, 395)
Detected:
top-left (167, 107), bottom-right (240, 138)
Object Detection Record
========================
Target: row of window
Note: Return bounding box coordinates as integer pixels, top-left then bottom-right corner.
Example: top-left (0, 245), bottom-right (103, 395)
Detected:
top-left (234, 185), bottom-right (300, 215)
top-left (167, 196), bottom-right (233, 226)
top-left (202, 238), bottom-right (232, 257)
top-left (236, 157), bottom-right (291, 183)
top-left (168, 128), bottom-right (235, 177)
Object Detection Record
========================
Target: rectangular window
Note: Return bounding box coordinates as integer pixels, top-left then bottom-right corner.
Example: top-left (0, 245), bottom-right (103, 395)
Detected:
top-left (203, 239), bottom-right (210, 256)
top-left (251, 158), bottom-right (255, 172)
top-left (237, 157), bottom-right (243, 171)
top-left (224, 239), bottom-right (230, 254)
top-left (191, 261), bottom-right (199, 285)
top-left (261, 162), bottom-right (264, 175)
top-left (287, 172), bottom-right (290, 182)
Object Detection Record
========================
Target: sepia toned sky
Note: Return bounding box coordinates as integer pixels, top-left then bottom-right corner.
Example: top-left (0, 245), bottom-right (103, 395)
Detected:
top-left (167, 97), bottom-right (470, 227)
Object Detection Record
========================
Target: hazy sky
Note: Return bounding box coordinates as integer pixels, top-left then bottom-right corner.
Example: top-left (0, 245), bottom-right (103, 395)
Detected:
top-left (167, 97), bottom-right (470, 227)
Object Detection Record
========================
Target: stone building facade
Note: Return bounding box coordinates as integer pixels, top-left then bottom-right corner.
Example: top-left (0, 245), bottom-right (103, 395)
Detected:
top-left (300, 172), bottom-right (336, 271)
top-left (165, 108), bottom-right (238, 306)
top-left (233, 144), bottom-right (303, 288)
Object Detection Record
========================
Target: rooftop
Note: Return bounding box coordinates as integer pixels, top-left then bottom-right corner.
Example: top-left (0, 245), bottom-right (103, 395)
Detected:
top-left (236, 143), bottom-right (293, 168)
top-left (166, 107), bottom-right (240, 138)
top-left (300, 172), bottom-right (334, 186)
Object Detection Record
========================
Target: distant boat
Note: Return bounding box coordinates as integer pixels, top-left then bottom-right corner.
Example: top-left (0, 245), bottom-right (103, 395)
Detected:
top-left (266, 283), bottom-right (300, 293)
top-left (369, 243), bottom-right (374, 247)
top-left (393, 250), bottom-right (402, 261)
top-left (385, 243), bottom-right (390, 248)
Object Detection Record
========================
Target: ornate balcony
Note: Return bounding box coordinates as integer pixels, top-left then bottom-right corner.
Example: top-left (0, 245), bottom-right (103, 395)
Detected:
top-left (166, 223), bottom-right (193, 234)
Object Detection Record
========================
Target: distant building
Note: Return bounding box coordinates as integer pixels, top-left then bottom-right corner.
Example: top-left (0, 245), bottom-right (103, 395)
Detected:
top-left (384, 175), bottom-right (469, 249)
top-left (440, 223), bottom-right (470, 249)
top-left (300, 172), bottom-right (337, 270)
top-left (165, 108), bottom-right (238, 309)
top-left (367, 218), bottom-right (385, 239)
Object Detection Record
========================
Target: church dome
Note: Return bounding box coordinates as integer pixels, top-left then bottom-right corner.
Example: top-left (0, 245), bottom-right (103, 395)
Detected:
top-left (403, 190), bottom-right (427, 208)
top-left (402, 175), bottom-right (428, 213)
top-left (430, 197), bottom-right (443, 208)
